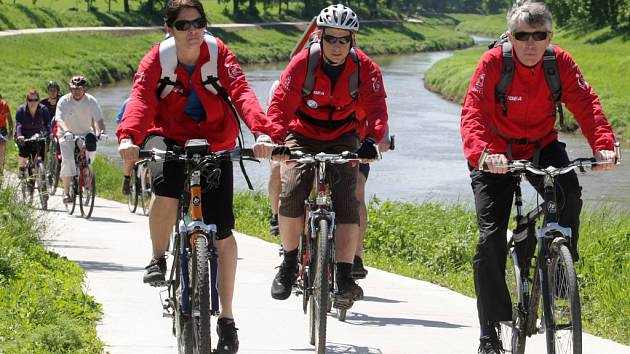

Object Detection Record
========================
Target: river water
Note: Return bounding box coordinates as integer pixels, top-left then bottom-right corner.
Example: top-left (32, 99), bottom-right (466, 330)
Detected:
top-left (93, 50), bottom-right (629, 210)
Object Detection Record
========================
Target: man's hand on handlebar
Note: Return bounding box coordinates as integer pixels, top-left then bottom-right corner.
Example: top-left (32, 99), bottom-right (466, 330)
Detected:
top-left (593, 150), bottom-right (617, 171)
top-left (252, 134), bottom-right (276, 159)
top-left (481, 153), bottom-right (509, 174)
top-left (118, 138), bottom-right (140, 163)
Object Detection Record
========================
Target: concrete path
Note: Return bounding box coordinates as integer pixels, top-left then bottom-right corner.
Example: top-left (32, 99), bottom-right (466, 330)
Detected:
top-left (39, 193), bottom-right (629, 354)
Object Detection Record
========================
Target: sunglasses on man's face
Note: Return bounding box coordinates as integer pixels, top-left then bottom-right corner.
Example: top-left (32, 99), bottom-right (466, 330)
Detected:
top-left (322, 34), bottom-right (352, 45)
top-left (173, 17), bottom-right (207, 31)
top-left (27, 98), bottom-right (39, 102)
top-left (512, 31), bottom-right (550, 41)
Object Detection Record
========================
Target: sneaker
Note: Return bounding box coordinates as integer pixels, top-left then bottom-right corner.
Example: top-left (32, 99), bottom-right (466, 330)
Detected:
top-left (334, 277), bottom-right (364, 310)
top-left (216, 317), bottom-right (239, 354)
top-left (122, 176), bottom-right (131, 195)
top-left (143, 256), bottom-right (167, 285)
top-left (352, 255), bottom-right (369, 279)
top-left (478, 335), bottom-right (504, 354)
top-left (270, 261), bottom-right (298, 300)
top-left (269, 214), bottom-right (279, 236)
top-left (63, 194), bottom-right (73, 204)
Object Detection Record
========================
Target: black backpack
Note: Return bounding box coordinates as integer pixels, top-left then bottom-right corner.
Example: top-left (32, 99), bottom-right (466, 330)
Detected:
top-left (489, 34), bottom-right (568, 131)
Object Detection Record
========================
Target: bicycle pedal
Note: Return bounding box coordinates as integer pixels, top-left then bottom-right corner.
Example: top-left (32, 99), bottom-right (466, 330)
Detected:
top-left (149, 280), bottom-right (169, 287)
top-left (333, 296), bottom-right (353, 310)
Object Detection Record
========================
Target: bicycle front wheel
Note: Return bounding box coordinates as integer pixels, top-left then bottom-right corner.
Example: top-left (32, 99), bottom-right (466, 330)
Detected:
top-left (47, 142), bottom-right (60, 195)
top-left (546, 243), bottom-right (582, 354)
top-left (308, 218), bottom-right (329, 354)
top-left (36, 160), bottom-right (48, 210)
top-left (65, 177), bottom-right (77, 215)
top-left (191, 235), bottom-right (211, 353)
top-left (502, 246), bottom-right (527, 354)
top-left (79, 166), bottom-right (96, 219)
top-left (127, 167), bottom-right (138, 213)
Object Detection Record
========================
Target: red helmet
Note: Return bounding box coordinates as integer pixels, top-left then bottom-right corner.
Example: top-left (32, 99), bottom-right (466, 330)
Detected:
top-left (69, 75), bottom-right (88, 88)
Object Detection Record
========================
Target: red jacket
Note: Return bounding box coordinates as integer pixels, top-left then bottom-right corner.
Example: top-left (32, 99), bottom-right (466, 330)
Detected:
top-left (267, 47), bottom-right (388, 143)
top-left (117, 37), bottom-right (271, 151)
top-left (461, 44), bottom-right (615, 168)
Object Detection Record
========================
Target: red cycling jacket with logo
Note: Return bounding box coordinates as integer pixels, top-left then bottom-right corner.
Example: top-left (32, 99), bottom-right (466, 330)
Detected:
top-left (116, 37), bottom-right (271, 151)
top-left (267, 47), bottom-right (388, 143)
top-left (461, 44), bottom-right (615, 168)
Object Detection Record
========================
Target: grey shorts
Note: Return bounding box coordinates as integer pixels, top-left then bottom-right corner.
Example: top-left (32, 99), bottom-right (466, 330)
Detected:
top-left (279, 132), bottom-right (359, 224)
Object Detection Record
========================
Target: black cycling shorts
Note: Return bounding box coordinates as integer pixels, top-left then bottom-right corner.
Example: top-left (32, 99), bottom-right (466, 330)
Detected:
top-left (18, 140), bottom-right (45, 159)
top-left (359, 163), bottom-right (370, 180)
top-left (144, 135), bottom-right (235, 240)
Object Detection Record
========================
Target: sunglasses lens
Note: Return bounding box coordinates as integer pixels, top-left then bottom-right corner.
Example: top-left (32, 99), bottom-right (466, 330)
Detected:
top-left (174, 17), bottom-right (206, 31)
top-left (323, 34), bottom-right (351, 44)
top-left (514, 31), bottom-right (548, 41)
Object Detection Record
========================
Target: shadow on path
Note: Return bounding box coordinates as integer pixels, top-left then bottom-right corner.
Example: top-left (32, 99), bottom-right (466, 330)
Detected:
top-left (291, 343), bottom-right (383, 353)
top-left (77, 260), bottom-right (145, 272)
top-left (344, 312), bottom-right (468, 329)
top-left (361, 295), bottom-right (405, 304)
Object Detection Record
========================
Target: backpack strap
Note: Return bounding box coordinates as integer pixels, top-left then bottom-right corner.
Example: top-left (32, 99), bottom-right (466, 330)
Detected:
top-left (157, 36), bottom-right (179, 99)
top-left (495, 42), bottom-right (514, 117)
top-left (348, 48), bottom-right (359, 100)
top-left (200, 34), bottom-right (220, 95)
top-left (541, 44), bottom-right (566, 130)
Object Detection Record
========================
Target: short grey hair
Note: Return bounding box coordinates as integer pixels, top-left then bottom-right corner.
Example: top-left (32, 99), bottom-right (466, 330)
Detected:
top-left (507, 1), bottom-right (553, 32)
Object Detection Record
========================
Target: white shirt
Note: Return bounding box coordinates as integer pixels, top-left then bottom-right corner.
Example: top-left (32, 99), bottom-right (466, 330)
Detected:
top-left (55, 93), bottom-right (104, 136)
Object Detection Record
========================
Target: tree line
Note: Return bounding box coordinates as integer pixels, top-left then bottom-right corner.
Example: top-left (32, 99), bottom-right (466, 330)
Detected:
top-left (545, 0), bottom-right (630, 30)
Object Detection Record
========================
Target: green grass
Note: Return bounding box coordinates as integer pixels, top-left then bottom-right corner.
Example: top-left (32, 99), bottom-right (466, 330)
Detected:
top-left (425, 24), bottom-right (630, 141)
top-left (448, 12), bottom-right (507, 38)
top-left (0, 186), bottom-right (103, 352)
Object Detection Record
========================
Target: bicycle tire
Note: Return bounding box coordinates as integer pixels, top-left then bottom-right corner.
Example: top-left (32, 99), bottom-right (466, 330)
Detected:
top-left (309, 218), bottom-right (329, 354)
top-left (141, 165), bottom-right (151, 216)
top-left (171, 233), bottom-right (194, 354)
top-left (79, 166), bottom-right (96, 219)
top-left (298, 225), bottom-right (310, 315)
top-left (36, 160), bottom-right (48, 210)
top-left (545, 243), bottom-right (582, 354)
top-left (65, 177), bottom-right (77, 215)
top-left (127, 167), bottom-right (138, 213)
top-left (191, 235), bottom-right (211, 353)
top-left (502, 246), bottom-right (527, 354)
top-left (47, 142), bottom-right (60, 195)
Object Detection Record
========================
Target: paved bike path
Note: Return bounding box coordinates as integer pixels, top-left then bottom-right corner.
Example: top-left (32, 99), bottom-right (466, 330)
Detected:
top-left (41, 194), bottom-right (629, 353)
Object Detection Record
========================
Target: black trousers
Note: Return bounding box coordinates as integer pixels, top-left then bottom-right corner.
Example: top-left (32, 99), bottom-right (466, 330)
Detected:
top-left (469, 140), bottom-right (583, 326)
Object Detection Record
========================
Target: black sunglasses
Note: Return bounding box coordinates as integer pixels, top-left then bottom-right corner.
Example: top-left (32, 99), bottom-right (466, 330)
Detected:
top-left (27, 98), bottom-right (39, 102)
top-left (512, 31), bottom-right (550, 41)
top-left (322, 34), bottom-right (352, 45)
top-left (173, 17), bottom-right (207, 31)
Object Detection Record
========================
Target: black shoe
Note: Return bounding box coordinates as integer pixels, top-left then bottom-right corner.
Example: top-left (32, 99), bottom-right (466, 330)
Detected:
top-left (143, 256), bottom-right (167, 285)
top-left (216, 317), bottom-right (239, 354)
top-left (334, 277), bottom-right (364, 310)
top-left (352, 255), bottom-right (368, 279)
top-left (122, 176), bottom-right (131, 195)
top-left (478, 335), bottom-right (504, 354)
top-left (270, 261), bottom-right (298, 300)
top-left (269, 214), bottom-right (279, 236)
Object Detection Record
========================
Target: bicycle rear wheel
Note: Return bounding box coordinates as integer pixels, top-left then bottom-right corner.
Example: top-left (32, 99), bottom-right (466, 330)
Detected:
top-left (127, 167), bottom-right (138, 213)
top-left (546, 243), bottom-right (582, 354)
top-left (502, 245), bottom-right (527, 354)
top-left (79, 166), bottom-right (96, 219)
top-left (191, 235), bottom-right (211, 353)
top-left (308, 218), bottom-right (329, 354)
top-left (36, 160), bottom-right (48, 210)
top-left (65, 177), bottom-right (77, 215)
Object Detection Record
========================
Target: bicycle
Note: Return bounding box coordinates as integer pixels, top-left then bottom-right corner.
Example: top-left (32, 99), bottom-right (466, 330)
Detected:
top-left (139, 139), bottom-right (258, 354)
top-left (46, 133), bottom-right (62, 196)
top-left (16, 133), bottom-right (49, 210)
top-left (486, 145), bottom-right (621, 354)
top-left (286, 150), bottom-right (361, 354)
top-left (127, 160), bottom-right (151, 215)
top-left (63, 133), bottom-right (104, 219)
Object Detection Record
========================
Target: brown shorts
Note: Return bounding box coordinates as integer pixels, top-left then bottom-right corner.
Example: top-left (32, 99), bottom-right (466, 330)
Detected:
top-left (279, 132), bottom-right (359, 224)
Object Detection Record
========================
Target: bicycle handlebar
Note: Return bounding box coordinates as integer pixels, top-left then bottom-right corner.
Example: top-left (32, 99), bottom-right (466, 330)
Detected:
top-left (284, 150), bottom-right (360, 165)
top-left (138, 147), bottom-right (257, 163)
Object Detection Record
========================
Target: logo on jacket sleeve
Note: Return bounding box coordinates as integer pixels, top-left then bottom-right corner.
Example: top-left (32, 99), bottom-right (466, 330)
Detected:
top-left (134, 71), bottom-right (146, 83)
top-left (371, 77), bottom-right (382, 93)
top-left (472, 73), bottom-right (485, 94)
top-left (226, 63), bottom-right (244, 79)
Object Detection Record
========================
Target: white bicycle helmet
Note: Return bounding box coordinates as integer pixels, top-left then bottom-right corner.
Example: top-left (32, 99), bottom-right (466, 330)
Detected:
top-left (317, 4), bottom-right (359, 32)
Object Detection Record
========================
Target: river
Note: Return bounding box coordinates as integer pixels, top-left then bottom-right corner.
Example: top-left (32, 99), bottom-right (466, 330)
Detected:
top-left (92, 49), bottom-right (629, 211)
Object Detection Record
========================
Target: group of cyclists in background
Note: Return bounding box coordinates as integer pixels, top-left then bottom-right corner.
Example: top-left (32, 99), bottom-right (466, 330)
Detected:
top-left (0, 76), bottom-right (107, 210)
top-left (0, 0), bottom-right (621, 353)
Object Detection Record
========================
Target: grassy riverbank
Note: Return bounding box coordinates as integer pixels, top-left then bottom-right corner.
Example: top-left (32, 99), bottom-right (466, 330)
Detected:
top-left (0, 187), bottom-right (103, 351)
top-left (0, 19), bottom-right (471, 113)
top-left (424, 16), bottom-right (630, 140)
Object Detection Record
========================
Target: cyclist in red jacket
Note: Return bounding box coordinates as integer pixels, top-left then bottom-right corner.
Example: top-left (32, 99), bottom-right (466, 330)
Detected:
top-left (116, 0), bottom-right (275, 352)
top-left (267, 4), bottom-right (388, 310)
top-left (461, 2), bottom-right (617, 353)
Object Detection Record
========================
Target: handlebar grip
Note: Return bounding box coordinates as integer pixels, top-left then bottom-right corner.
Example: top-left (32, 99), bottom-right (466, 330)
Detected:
top-left (138, 150), bottom-right (153, 159)
top-left (272, 145), bottom-right (291, 156)
top-left (239, 148), bottom-right (255, 158)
